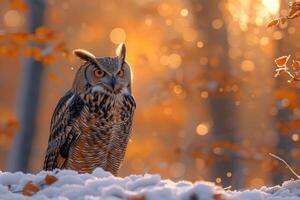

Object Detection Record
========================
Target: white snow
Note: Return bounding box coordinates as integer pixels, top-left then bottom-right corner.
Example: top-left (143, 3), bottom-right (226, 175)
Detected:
top-left (0, 168), bottom-right (299, 200)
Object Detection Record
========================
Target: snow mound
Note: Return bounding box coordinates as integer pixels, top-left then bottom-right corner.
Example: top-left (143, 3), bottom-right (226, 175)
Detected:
top-left (0, 168), bottom-right (299, 200)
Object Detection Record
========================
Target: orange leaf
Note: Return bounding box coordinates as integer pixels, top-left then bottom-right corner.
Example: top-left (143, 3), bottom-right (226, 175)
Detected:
top-left (288, 77), bottom-right (300, 83)
top-left (35, 27), bottom-right (55, 37)
top-left (266, 19), bottom-right (280, 28)
top-left (291, 2), bottom-right (300, 7)
top-left (292, 60), bottom-right (300, 70)
top-left (129, 197), bottom-right (146, 200)
top-left (275, 55), bottom-right (290, 67)
top-left (10, 0), bottom-right (28, 11)
top-left (42, 54), bottom-right (55, 65)
top-left (22, 181), bottom-right (40, 196)
top-left (31, 27), bottom-right (56, 44)
top-left (214, 193), bottom-right (227, 200)
top-left (44, 175), bottom-right (58, 185)
top-left (10, 32), bottom-right (29, 45)
top-left (35, 27), bottom-right (51, 35)
top-left (288, 2), bottom-right (300, 19)
top-left (288, 10), bottom-right (300, 19)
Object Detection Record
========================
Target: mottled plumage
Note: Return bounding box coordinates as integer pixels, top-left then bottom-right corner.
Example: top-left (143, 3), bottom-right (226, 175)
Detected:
top-left (43, 43), bottom-right (136, 175)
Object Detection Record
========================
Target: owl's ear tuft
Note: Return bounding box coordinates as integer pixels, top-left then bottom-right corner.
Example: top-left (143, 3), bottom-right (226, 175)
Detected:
top-left (116, 43), bottom-right (126, 62)
top-left (73, 49), bottom-right (96, 63)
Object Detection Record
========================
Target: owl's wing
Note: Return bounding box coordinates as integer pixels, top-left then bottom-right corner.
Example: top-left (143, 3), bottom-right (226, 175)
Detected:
top-left (43, 91), bottom-right (85, 170)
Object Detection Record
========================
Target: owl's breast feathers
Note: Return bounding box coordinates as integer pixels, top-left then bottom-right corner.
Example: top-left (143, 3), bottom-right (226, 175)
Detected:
top-left (43, 90), bottom-right (136, 174)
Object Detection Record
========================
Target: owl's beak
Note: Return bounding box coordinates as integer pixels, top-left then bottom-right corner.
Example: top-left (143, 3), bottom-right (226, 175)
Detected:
top-left (110, 77), bottom-right (117, 90)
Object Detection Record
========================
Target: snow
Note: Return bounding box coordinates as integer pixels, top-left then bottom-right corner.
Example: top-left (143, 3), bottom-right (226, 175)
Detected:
top-left (0, 168), bottom-right (300, 200)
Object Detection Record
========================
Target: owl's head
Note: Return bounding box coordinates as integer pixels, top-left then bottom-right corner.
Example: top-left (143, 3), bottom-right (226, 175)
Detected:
top-left (71, 43), bottom-right (132, 95)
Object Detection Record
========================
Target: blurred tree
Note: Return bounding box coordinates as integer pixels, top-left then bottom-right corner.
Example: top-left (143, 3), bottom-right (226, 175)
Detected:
top-left (8, 0), bottom-right (46, 172)
top-left (229, 0), bottom-right (279, 187)
top-left (190, 0), bottom-right (238, 187)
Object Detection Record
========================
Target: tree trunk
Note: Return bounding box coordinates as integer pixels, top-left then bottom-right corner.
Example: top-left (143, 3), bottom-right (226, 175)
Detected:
top-left (190, 0), bottom-right (238, 187)
top-left (8, 0), bottom-right (46, 172)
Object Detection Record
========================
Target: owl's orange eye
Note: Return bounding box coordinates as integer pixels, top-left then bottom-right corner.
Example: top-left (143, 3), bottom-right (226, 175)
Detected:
top-left (117, 69), bottom-right (124, 77)
top-left (94, 69), bottom-right (105, 77)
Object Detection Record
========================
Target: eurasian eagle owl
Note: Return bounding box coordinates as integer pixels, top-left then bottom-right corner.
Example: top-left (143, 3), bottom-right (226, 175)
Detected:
top-left (43, 43), bottom-right (136, 175)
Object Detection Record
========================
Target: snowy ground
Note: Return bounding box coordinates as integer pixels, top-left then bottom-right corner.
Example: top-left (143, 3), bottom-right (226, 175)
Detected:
top-left (0, 168), bottom-right (300, 200)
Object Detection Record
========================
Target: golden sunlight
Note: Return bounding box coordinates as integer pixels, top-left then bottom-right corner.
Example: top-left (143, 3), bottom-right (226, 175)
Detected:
top-left (261, 0), bottom-right (280, 15)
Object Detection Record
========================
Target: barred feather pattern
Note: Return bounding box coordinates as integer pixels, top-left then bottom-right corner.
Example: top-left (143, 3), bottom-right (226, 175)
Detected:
top-left (43, 89), bottom-right (136, 175)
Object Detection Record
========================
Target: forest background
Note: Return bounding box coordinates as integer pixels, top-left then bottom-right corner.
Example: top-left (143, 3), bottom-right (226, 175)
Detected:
top-left (0, 0), bottom-right (300, 189)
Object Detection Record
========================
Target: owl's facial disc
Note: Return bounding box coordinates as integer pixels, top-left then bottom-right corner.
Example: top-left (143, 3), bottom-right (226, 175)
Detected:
top-left (100, 75), bottom-right (127, 94)
top-left (78, 43), bottom-right (130, 94)
top-left (91, 69), bottom-right (128, 94)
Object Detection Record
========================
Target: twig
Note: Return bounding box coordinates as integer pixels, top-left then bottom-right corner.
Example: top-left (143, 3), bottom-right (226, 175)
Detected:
top-left (223, 186), bottom-right (232, 190)
top-left (269, 153), bottom-right (300, 179)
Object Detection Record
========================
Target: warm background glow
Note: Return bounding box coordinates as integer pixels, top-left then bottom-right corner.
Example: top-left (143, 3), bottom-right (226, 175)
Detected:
top-left (0, 0), bottom-right (299, 189)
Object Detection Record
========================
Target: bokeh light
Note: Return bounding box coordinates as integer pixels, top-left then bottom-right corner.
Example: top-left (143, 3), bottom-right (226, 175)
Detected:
top-left (196, 123), bottom-right (209, 136)
top-left (196, 41), bottom-right (204, 48)
top-left (180, 8), bottom-right (189, 17)
top-left (212, 19), bottom-right (223, 30)
top-left (4, 10), bottom-right (23, 27)
top-left (110, 28), bottom-right (126, 44)
top-left (291, 134), bottom-right (299, 142)
top-left (168, 53), bottom-right (182, 69)
top-left (241, 60), bottom-right (255, 72)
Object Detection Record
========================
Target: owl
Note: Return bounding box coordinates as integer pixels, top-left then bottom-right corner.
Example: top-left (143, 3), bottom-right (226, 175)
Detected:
top-left (43, 43), bottom-right (136, 175)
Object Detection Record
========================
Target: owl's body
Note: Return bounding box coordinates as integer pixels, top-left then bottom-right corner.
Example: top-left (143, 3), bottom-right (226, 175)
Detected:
top-left (43, 44), bottom-right (136, 175)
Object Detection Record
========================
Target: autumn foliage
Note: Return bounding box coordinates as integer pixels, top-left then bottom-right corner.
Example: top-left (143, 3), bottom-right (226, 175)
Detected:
top-left (22, 181), bottom-right (40, 196)
top-left (44, 175), bottom-right (58, 185)
top-left (0, 29), bottom-right (70, 64)
top-left (274, 55), bottom-right (300, 83)
top-left (18, 174), bottom-right (58, 196)
top-left (267, 1), bottom-right (300, 28)
top-left (267, 1), bottom-right (300, 83)
top-left (0, 1), bottom-right (71, 64)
